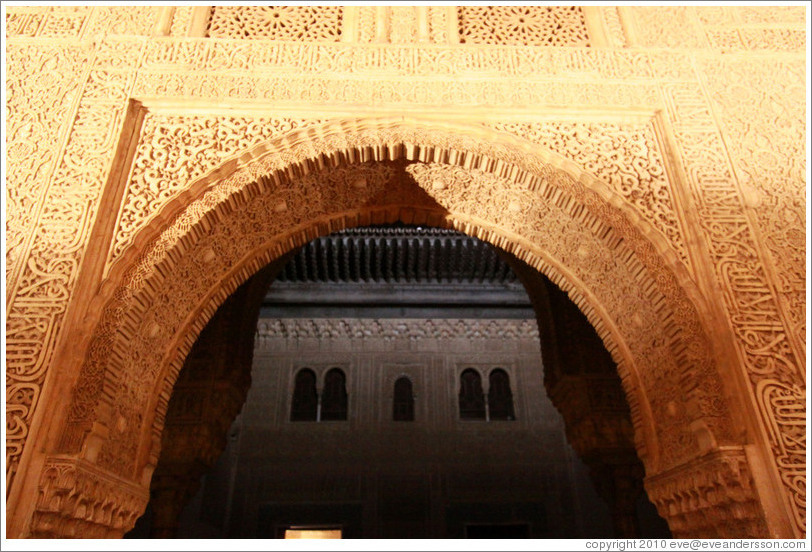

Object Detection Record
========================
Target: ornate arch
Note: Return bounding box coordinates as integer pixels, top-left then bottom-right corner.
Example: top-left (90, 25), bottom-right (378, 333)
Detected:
top-left (32, 118), bottom-right (765, 537)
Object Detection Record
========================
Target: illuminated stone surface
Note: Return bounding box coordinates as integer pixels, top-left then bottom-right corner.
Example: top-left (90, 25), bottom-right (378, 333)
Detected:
top-left (4, 5), bottom-right (806, 538)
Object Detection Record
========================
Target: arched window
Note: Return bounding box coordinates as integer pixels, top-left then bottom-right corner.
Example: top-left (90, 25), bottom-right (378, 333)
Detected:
top-left (393, 377), bottom-right (415, 421)
top-left (459, 369), bottom-right (486, 420)
top-left (291, 369), bottom-right (318, 421)
top-left (488, 369), bottom-right (515, 421)
top-left (320, 368), bottom-right (348, 421)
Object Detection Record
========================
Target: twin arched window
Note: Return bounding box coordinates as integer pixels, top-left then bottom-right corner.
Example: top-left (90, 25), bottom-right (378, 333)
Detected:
top-left (291, 368), bottom-right (347, 421)
top-left (488, 369), bottom-right (515, 421)
top-left (459, 369), bottom-right (486, 420)
top-left (291, 368), bottom-right (318, 421)
top-left (291, 368), bottom-right (514, 422)
top-left (321, 368), bottom-right (348, 421)
top-left (459, 368), bottom-right (515, 421)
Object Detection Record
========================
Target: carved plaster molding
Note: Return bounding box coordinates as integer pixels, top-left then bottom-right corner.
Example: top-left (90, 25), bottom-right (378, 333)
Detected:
top-left (255, 318), bottom-right (541, 347)
top-left (30, 457), bottom-right (149, 538)
top-left (646, 448), bottom-right (768, 538)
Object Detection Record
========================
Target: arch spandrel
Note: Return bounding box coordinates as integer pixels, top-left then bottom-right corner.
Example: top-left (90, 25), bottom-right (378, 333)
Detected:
top-left (44, 118), bottom-right (764, 537)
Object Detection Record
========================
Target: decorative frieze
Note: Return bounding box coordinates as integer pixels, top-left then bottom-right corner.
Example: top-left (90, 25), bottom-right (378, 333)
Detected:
top-left (136, 39), bottom-right (677, 80)
top-left (5, 6), bottom-right (93, 38)
top-left (255, 318), bottom-right (540, 347)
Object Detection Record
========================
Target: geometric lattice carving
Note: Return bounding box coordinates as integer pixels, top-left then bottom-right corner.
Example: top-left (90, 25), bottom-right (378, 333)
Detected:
top-left (208, 6), bottom-right (343, 41)
top-left (458, 6), bottom-right (590, 46)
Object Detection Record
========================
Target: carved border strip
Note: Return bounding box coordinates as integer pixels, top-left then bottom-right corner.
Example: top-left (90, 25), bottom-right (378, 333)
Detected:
top-left (135, 38), bottom-right (711, 80)
top-left (659, 76), bottom-right (806, 534)
top-left (255, 319), bottom-right (541, 347)
top-left (5, 40), bottom-right (140, 494)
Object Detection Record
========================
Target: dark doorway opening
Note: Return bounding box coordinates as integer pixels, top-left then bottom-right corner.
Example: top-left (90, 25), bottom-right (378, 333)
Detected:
top-left (127, 224), bottom-right (670, 539)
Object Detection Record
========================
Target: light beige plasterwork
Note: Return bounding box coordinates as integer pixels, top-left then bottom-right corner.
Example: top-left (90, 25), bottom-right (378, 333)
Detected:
top-left (106, 115), bottom-right (689, 276)
top-left (458, 6), bottom-right (591, 46)
top-left (4, 4), bottom-right (806, 539)
top-left (627, 6), bottom-right (806, 51)
top-left (657, 64), bottom-right (806, 532)
top-left (6, 39), bottom-right (136, 491)
top-left (700, 56), bottom-right (806, 360)
top-left (698, 57), bottom-right (807, 531)
top-left (208, 6), bottom-right (343, 41)
top-left (5, 5), bottom-right (162, 39)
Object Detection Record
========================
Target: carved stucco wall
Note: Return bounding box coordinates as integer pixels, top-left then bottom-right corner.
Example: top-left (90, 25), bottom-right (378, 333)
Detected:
top-left (4, 5), bottom-right (806, 538)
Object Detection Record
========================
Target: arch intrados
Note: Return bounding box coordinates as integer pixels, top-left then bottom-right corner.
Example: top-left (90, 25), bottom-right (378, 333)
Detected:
top-left (62, 117), bottom-right (728, 487)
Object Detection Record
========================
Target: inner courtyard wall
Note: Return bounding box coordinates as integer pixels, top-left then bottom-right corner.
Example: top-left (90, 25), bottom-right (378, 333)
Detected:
top-left (173, 317), bottom-right (620, 538)
top-left (4, 5), bottom-right (807, 538)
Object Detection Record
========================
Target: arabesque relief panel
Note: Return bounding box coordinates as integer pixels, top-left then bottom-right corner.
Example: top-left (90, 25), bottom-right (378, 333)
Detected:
top-left (105, 114), bottom-right (692, 276)
top-left (4, 5), bottom-right (806, 538)
top-left (5, 38), bottom-right (138, 491)
top-left (106, 114), bottom-right (325, 271)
